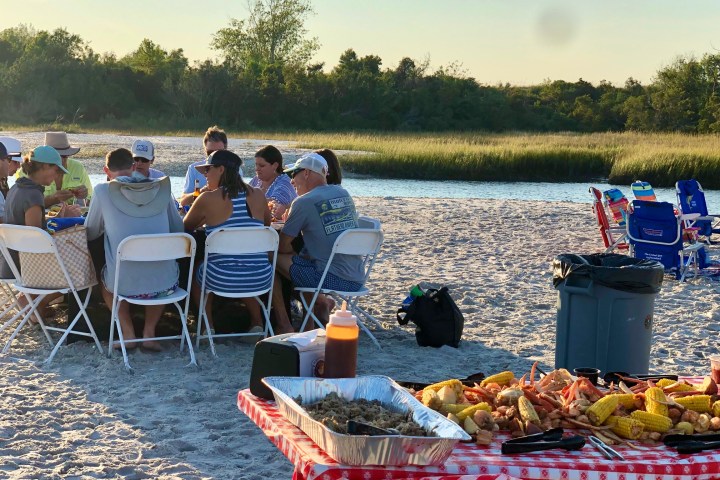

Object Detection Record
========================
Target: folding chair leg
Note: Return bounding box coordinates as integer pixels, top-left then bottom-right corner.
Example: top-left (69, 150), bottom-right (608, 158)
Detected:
top-left (45, 289), bottom-right (101, 364)
top-left (196, 292), bottom-right (217, 357)
top-left (258, 296), bottom-right (275, 338)
top-left (108, 300), bottom-right (132, 371)
top-left (298, 292), bottom-right (325, 332)
top-left (2, 294), bottom-right (52, 354)
top-left (171, 301), bottom-right (197, 366)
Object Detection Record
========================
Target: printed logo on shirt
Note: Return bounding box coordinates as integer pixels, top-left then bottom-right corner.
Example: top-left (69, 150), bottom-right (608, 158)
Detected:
top-left (315, 196), bottom-right (357, 235)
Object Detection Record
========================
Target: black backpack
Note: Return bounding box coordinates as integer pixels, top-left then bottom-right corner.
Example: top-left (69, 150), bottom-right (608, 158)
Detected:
top-left (396, 287), bottom-right (464, 348)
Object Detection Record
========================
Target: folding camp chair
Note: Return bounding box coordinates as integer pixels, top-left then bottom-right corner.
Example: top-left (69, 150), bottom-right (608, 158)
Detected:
top-left (676, 179), bottom-right (720, 242)
top-left (603, 188), bottom-right (629, 227)
top-left (626, 200), bottom-right (704, 281)
top-left (108, 233), bottom-right (197, 370)
top-left (0, 224), bottom-right (103, 363)
top-left (631, 180), bottom-right (657, 202)
top-left (196, 226), bottom-right (279, 357)
top-left (297, 228), bottom-right (384, 349)
top-left (589, 187), bottom-right (628, 253)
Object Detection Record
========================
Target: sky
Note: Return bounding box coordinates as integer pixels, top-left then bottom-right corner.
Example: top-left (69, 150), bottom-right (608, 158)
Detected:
top-left (1, 0), bottom-right (719, 86)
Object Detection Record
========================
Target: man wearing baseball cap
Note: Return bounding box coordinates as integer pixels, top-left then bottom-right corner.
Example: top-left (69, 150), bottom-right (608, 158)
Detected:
top-left (0, 137), bottom-right (22, 177)
top-left (271, 152), bottom-right (364, 327)
top-left (131, 139), bottom-right (166, 179)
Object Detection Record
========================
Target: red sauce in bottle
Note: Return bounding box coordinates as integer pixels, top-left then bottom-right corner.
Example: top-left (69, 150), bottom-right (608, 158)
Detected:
top-left (323, 302), bottom-right (359, 378)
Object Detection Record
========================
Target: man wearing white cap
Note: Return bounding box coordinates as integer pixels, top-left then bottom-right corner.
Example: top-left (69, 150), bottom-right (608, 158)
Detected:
top-left (17, 132), bottom-right (93, 207)
top-left (0, 139), bottom-right (21, 222)
top-left (0, 136), bottom-right (22, 178)
top-left (271, 152), bottom-right (364, 327)
top-left (131, 139), bottom-right (166, 179)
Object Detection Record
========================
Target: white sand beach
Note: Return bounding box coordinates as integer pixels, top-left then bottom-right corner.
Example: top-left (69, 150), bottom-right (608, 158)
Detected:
top-left (1, 197), bottom-right (718, 479)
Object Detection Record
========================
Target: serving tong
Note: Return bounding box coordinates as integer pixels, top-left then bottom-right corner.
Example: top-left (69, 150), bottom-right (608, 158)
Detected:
top-left (664, 433), bottom-right (720, 454)
top-left (602, 371), bottom-right (678, 386)
top-left (501, 428), bottom-right (585, 454)
top-left (588, 435), bottom-right (625, 460)
top-left (396, 371), bottom-right (486, 391)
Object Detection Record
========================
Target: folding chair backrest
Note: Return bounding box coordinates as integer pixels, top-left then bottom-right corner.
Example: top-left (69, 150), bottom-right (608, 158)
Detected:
top-left (358, 216), bottom-right (381, 230)
top-left (333, 229), bottom-right (384, 256)
top-left (205, 227), bottom-right (279, 255)
top-left (589, 187), bottom-right (612, 248)
top-left (631, 180), bottom-right (657, 202)
top-left (117, 233), bottom-right (196, 262)
top-left (627, 200), bottom-right (681, 270)
top-left (603, 188), bottom-right (629, 226)
top-left (676, 179), bottom-right (709, 216)
top-left (0, 225), bottom-right (55, 254)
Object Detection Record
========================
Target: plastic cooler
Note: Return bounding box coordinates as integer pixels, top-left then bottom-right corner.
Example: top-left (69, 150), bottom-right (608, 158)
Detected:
top-left (553, 253), bottom-right (664, 375)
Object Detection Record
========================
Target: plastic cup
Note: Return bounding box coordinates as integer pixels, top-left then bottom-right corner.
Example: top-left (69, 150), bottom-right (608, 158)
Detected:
top-left (573, 367), bottom-right (601, 385)
top-left (710, 355), bottom-right (720, 384)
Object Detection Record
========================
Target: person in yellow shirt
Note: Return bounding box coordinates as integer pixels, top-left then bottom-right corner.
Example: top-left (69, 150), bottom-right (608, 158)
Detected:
top-left (18, 132), bottom-right (93, 207)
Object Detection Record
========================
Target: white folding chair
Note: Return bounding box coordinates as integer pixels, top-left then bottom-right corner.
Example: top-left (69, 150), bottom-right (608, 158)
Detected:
top-left (108, 233), bottom-right (197, 370)
top-left (0, 224), bottom-right (102, 363)
top-left (296, 228), bottom-right (384, 349)
top-left (358, 216), bottom-right (381, 230)
top-left (196, 226), bottom-right (279, 356)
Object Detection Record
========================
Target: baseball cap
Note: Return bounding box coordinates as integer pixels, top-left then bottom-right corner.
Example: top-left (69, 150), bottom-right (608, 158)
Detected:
top-left (283, 152), bottom-right (328, 177)
top-left (30, 145), bottom-right (69, 173)
top-left (131, 139), bottom-right (154, 160)
top-left (0, 137), bottom-right (21, 160)
top-left (194, 149), bottom-right (242, 173)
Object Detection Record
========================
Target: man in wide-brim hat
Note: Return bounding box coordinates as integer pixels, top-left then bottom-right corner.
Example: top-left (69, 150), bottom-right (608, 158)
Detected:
top-left (34, 132), bottom-right (93, 207)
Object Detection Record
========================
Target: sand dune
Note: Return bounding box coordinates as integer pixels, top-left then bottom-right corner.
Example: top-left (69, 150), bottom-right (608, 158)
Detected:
top-left (0, 197), bottom-right (717, 479)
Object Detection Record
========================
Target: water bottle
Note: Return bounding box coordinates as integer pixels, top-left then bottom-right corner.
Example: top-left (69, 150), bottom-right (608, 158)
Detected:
top-left (403, 284), bottom-right (424, 306)
top-left (324, 301), bottom-right (359, 378)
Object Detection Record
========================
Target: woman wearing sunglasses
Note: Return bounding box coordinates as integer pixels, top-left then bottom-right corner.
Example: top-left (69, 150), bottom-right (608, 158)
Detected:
top-left (183, 150), bottom-right (295, 335)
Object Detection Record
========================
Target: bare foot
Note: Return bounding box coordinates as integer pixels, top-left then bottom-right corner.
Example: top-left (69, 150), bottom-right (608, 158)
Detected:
top-left (141, 340), bottom-right (163, 352)
top-left (113, 340), bottom-right (138, 351)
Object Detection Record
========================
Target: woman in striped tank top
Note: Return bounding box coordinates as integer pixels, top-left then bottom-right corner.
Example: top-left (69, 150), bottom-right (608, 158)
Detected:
top-left (184, 150), bottom-right (294, 335)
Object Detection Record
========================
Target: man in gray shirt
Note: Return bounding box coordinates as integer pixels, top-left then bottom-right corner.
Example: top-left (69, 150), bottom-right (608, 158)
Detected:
top-left (273, 153), bottom-right (363, 327)
top-left (85, 148), bottom-right (183, 350)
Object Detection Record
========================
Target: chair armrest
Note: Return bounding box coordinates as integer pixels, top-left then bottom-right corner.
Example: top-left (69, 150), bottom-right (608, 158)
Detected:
top-left (680, 213), bottom-right (701, 221)
top-left (684, 243), bottom-right (705, 252)
top-left (697, 215), bottom-right (718, 221)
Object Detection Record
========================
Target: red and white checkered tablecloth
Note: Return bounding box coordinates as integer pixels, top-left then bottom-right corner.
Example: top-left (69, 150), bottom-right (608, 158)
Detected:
top-left (238, 387), bottom-right (720, 480)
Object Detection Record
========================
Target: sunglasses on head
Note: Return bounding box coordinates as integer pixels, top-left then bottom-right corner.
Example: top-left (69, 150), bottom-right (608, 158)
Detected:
top-left (133, 157), bottom-right (151, 163)
top-left (288, 168), bottom-right (305, 179)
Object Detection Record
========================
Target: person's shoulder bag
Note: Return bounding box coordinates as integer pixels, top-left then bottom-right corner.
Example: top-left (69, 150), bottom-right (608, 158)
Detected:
top-left (397, 286), bottom-right (464, 348)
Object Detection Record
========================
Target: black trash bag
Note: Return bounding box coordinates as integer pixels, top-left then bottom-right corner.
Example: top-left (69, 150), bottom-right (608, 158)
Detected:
top-left (397, 287), bottom-right (464, 348)
top-left (553, 253), bottom-right (664, 294)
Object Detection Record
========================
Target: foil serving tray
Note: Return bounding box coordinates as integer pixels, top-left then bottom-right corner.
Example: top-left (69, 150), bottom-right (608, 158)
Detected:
top-left (262, 375), bottom-right (471, 466)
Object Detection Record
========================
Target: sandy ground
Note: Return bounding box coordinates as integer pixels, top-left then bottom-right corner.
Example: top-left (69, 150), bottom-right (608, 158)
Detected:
top-left (1, 197), bottom-right (719, 479)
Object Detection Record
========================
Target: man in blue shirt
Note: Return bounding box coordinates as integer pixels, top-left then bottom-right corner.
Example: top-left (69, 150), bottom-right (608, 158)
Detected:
top-left (179, 126), bottom-right (229, 207)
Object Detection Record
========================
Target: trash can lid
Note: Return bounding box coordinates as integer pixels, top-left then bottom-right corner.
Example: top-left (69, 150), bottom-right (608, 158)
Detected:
top-left (553, 253), bottom-right (664, 294)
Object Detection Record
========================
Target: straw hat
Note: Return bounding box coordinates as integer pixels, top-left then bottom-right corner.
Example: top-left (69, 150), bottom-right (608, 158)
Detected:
top-left (44, 132), bottom-right (80, 156)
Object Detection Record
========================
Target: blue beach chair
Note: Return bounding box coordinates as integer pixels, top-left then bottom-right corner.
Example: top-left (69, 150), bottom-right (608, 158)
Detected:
top-left (626, 200), bottom-right (705, 281)
top-left (676, 179), bottom-right (720, 242)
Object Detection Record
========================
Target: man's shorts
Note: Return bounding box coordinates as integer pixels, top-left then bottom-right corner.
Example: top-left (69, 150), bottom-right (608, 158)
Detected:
top-left (289, 256), bottom-right (363, 292)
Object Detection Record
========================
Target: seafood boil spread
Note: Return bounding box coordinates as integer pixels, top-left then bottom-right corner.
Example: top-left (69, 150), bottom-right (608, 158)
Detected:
top-left (413, 362), bottom-right (720, 449)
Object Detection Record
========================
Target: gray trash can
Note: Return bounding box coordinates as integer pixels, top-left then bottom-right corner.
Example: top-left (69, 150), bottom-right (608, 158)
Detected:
top-left (553, 253), bottom-right (664, 375)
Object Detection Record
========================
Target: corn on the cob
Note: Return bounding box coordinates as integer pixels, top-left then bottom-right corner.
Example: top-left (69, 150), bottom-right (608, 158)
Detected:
top-left (517, 396), bottom-right (540, 424)
top-left (456, 402), bottom-right (492, 421)
top-left (605, 415), bottom-right (644, 440)
top-left (609, 393), bottom-right (636, 410)
top-left (656, 378), bottom-right (695, 392)
top-left (630, 410), bottom-right (673, 433)
top-left (713, 400), bottom-right (720, 418)
top-left (480, 371), bottom-right (515, 387)
top-left (422, 379), bottom-right (463, 398)
top-left (440, 403), bottom-right (474, 415)
top-left (644, 387), bottom-right (669, 417)
top-left (587, 395), bottom-right (619, 426)
top-left (674, 395), bottom-right (712, 413)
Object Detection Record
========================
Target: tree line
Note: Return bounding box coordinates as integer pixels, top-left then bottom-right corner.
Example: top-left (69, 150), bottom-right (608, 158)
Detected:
top-left (1, 22), bottom-right (720, 133)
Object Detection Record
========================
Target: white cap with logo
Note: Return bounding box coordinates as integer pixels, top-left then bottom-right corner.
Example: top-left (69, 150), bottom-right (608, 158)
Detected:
top-left (283, 152), bottom-right (328, 177)
top-left (131, 139), bottom-right (154, 160)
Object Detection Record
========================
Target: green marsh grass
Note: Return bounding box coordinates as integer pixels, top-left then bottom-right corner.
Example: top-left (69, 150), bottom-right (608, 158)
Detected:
top-left (5, 124), bottom-right (720, 186)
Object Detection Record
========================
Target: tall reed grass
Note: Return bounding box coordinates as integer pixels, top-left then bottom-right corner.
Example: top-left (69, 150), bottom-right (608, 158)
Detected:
top-left (5, 124), bottom-right (720, 186)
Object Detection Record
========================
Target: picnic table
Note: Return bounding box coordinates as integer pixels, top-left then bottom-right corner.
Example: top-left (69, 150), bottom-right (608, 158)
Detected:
top-left (238, 386), bottom-right (720, 480)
